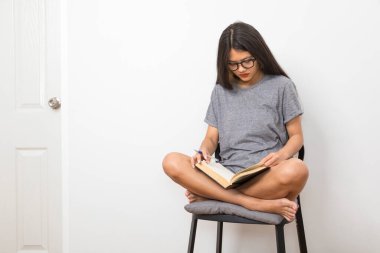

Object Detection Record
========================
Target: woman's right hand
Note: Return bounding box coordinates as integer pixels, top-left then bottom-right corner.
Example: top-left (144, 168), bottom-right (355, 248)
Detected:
top-left (190, 149), bottom-right (211, 168)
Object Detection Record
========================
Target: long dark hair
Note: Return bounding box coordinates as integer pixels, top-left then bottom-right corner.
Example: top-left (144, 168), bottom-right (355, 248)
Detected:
top-left (216, 22), bottom-right (288, 89)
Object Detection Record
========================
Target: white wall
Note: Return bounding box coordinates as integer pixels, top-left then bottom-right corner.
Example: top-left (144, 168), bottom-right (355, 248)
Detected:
top-left (66, 0), bottom-right (380, 252)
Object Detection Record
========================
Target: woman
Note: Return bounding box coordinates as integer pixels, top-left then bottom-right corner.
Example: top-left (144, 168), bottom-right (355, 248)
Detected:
top-left (162, 22), bottom-right (308, 221)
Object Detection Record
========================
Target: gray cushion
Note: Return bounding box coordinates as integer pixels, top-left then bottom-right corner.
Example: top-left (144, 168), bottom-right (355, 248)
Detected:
top-left (184, 200), bottom-right (284, 225)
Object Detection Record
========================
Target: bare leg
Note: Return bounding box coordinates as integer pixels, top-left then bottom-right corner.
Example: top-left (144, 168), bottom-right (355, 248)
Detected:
top-left (163, 152), bottom-right (308, 221)
top-left (237, 158), bottom-right (309, 201)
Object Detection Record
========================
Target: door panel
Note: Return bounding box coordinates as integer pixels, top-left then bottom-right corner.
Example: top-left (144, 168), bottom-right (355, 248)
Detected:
top-left (0, 0), bottom-right (62, 252)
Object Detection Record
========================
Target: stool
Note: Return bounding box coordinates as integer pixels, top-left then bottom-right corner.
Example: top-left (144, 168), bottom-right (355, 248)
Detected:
top-left (185, 146), bottom-right (307, 253)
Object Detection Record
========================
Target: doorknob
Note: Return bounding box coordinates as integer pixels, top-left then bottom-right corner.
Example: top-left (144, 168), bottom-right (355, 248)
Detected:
top-left (48, 97), bottom-right (61, 110)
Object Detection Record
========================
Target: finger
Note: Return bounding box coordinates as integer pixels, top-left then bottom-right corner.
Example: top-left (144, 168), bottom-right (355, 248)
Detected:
top-left (196, 154), bottom-right (202, 164)
top-left (260, 154), bottom-right (272, 165)
top-left (260, 156), bottom-right (266, 164)
top-left (206, 155), bottom-right (211, 163)
top-left (264, 159), bottom-right (274, 167)
top-left (264, 156), bottom-right (275, 167)
top-left (201, 150), bottom-right (208, 160)
top-left (191, 155), bottom-right (200, 165)
top-left (190, 157), bottom-right (195, 168)
top-left (266, 154), bottom-right (280, 166)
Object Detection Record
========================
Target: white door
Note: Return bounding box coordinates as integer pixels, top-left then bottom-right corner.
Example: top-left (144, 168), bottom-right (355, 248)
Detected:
top-left (0, 0), bottom-right (62, 252)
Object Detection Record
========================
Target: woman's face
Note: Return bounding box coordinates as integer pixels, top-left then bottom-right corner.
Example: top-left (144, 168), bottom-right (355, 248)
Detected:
top-left (228, 48), bottom-right (263, 86)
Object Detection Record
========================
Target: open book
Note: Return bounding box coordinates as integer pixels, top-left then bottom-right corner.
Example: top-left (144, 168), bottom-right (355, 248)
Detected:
top-left (195, 159), bottom-right (269, 189)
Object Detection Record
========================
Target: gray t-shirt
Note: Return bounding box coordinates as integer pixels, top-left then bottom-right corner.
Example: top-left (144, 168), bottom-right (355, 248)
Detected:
top-left (205, 75), bottom-right (303, 173)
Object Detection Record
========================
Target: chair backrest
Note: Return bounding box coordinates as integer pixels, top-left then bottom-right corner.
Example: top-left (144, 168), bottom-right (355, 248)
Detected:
top-left (298, 146), bottom-right (305, 161)
top-left (215, 145), bottom-right (221, 160)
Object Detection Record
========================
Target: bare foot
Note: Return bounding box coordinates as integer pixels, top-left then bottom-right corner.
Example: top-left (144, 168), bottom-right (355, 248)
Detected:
top-left (185, 190), bottom-right (208, 203)
top-left (242, 197), bottom-right (298, 222)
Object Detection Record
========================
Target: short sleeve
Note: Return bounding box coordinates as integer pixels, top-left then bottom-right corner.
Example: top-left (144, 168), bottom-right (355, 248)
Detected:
top-left (282, 80), bottom-right (303, 124)
top-left (204, 86), bottom-right (219, 128)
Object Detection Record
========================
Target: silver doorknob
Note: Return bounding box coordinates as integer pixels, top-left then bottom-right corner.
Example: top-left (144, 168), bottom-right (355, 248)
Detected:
top-left (48, 97), bottom-right (61, 110)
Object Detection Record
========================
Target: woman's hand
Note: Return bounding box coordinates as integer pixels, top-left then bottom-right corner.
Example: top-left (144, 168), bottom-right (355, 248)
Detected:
top-left (190, 149), bottom-right (211, 168)
top-left (260, 116), bottom-right (303, 167)
top-left (260, 151), bottom-right (288, 167)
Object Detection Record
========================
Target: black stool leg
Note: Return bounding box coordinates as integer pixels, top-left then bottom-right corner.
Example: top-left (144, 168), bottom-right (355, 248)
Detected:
top-left (187, 215), bottom-right (198, 253)
top-left (275, 224), bottom-right (286, 253)
top-left (216, 221), bottom-right (223, 253)
top-left (296, 204), bottom-right (308, 253)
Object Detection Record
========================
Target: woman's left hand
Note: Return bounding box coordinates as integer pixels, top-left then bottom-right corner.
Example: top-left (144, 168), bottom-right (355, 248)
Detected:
top-left (260, 151), bottom-right (287, 167)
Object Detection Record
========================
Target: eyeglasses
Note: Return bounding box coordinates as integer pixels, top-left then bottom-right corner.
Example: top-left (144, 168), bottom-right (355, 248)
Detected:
top-left (228, 57), bottom-right (256, 71)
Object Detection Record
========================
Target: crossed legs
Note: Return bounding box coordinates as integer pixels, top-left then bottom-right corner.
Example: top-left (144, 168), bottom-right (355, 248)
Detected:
top-left (162, 152), bottom-right (308, 221)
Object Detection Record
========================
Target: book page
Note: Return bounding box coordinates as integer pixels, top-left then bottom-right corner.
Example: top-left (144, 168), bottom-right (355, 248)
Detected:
top-left (231, 166), bottom-right (269, 185)
top-left (202, 160), bottom-right (235, 181)
top-left (237, 162), bottom-right (265, 174)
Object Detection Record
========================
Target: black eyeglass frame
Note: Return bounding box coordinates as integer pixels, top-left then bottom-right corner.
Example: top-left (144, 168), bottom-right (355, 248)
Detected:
top-left (227, 57), bottom-right (256, 71)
